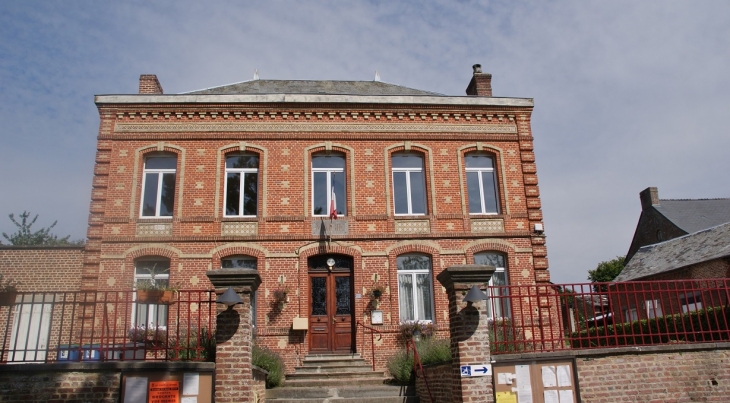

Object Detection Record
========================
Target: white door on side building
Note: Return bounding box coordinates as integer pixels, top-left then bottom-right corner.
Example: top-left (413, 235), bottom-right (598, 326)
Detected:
top-left (8, 294), bottom-right (52, 362)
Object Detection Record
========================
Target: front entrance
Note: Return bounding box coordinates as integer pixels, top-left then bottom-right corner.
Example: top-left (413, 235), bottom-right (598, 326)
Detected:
top-left (308, 254), bottom-right (354, 353)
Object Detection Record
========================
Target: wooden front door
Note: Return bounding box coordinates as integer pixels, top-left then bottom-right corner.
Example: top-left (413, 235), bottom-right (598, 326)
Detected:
top-left (308, 255), bottom-right (354, 353)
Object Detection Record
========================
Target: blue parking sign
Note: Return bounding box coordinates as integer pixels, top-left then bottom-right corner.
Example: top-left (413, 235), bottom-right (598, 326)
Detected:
top-left (461, 365), bottom-right (471, 376)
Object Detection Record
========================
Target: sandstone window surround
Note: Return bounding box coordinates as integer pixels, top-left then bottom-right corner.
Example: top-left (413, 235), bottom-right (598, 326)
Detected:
top-left (140, 155), bottom-right (177, 218)
top-left (223, 154), bottom-right (259, 217)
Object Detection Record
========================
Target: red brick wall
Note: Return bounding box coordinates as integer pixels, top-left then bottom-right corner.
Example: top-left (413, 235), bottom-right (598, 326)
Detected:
top-left (416, 363), bottom-right (454, 402)
top-left (0, 246), bottom-right (84, 291)
top-left (576, 344), bottom-right (730, 402)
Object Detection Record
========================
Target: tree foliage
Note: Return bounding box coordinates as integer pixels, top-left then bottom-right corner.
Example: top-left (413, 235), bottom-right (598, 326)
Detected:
top-left (588, 256), bottom-right (625, 292)
top-left (1, 211), bottom-right (83, 246)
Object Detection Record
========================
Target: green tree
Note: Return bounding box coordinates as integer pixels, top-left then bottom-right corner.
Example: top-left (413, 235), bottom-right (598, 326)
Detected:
top-left (587, 256), bottom-right (625, 292)
top-left (1, 211), bottom-right (83, 246)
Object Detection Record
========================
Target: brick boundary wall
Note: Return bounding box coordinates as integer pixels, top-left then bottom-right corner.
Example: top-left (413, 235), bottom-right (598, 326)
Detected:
top-left (0, 246), bottom-right (84, 292)
top-left (416, 363), bottom-right (454, 402)
top-left (495, 342), bottom-right (730, 403)
top-left (0, 361), bottom-right (214, 403)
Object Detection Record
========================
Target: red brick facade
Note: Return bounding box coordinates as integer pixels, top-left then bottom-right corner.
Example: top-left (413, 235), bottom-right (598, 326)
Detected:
top-left (75, 68), bottom-right (551, 372)
top-left (0, 246), bottom-right (84, 292)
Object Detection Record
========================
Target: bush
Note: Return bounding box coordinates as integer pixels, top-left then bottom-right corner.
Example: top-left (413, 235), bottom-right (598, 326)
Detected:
top-left (570, 305), bottom-right (730, 348)
top-left (387, 338), bottom-right (451, 384)
top-left (252, 343), bottom-right (285, 388)
top-left (168, 327), bottom-right (215, 361)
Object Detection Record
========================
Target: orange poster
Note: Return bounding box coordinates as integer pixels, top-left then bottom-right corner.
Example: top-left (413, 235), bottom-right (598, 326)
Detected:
top-left (148, 380), bottom-right (180, 403)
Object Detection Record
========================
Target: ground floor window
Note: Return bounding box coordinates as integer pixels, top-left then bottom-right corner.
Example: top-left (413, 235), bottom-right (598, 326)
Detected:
top-left (222, 256), bottom-right (258, 326)
top-left (474, 252), bottom-right (511, 319)
top-left (133, 260), bottom-right (170, 328)
top-left (397, 254), bottom-right (434, 322)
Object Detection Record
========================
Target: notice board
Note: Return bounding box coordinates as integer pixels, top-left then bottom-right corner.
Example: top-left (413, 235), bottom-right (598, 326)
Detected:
top-left (121, 370), bottom-right (213, 403)
top-left (493, 359), bottom-right (578, 403)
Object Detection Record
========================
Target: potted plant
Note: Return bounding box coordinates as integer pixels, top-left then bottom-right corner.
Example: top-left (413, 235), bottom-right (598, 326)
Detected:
top-left (370, 284), bottom-right (386, 299)
top-left (135, 268), bottom-right (179, 305)
top-left (128, 325), bottom-right (168, 347)
top-left (0, 274), bottom-right (20, 306)
top-left (272, 287), bottom-right (289, 309)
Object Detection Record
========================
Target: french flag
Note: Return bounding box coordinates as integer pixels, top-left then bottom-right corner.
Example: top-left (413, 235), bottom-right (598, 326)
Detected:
top-left (329, 185), bottom-right (337, 219)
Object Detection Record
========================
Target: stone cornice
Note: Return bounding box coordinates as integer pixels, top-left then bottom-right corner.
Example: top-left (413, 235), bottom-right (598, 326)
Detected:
top-left (96, 94), bottom-right (534, 107)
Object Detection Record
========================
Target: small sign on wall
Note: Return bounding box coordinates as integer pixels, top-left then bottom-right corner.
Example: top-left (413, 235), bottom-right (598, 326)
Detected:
top-left (371, 310), bottom-right (383, 325)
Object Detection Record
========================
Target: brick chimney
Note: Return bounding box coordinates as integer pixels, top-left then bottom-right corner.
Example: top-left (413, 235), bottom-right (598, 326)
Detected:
top-left (465, 64), bottom-right (492, 96)
top-left (639, 187), bottom-right (660, 210)
top-left (139, 74), bottom-right (163, 94)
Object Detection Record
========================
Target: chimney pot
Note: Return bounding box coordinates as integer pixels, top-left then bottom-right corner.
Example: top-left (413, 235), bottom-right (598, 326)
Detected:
top-left (465, 63), bottom-right (492, 97)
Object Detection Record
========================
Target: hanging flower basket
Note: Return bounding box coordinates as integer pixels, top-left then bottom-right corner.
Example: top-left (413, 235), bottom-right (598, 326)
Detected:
top-left (0, 291), bottom-right (18, 307)
top-left (136, 290), bottom-right (176, 305)
top-left (370, 284), bottom-right (386, 300)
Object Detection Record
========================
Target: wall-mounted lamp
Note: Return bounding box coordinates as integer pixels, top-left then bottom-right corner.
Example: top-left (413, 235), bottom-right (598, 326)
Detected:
top-left (463, 285), bottom-right (489, 303)
top-left (217, 286), bottom-right (243, 308)
top-left (533, 223), bottom-right (544, 235)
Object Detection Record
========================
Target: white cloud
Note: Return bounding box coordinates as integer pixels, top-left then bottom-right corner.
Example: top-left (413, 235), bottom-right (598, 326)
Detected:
top-left (1, 1), bottom-right (728, 282)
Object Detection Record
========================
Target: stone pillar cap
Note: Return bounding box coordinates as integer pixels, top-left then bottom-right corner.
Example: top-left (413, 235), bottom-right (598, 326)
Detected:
top-left (437, 264), bottom-right (495, 289)
top-left (206, 268), bottom-right (261, 292)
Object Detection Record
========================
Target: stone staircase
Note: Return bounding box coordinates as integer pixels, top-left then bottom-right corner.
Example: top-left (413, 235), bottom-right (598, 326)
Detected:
top-left (266, 353), bottom-right (418, 403)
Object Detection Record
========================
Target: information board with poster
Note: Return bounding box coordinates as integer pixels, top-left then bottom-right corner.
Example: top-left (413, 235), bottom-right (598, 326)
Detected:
top-left (121, 370), bottom-right (213, 403)
top-left (492, 359), bottom-right (578, 403)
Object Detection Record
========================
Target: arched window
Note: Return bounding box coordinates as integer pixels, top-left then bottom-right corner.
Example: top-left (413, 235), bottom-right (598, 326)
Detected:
top-left (141, 155), bottom-right (177, 217)
top-left (221, 255), bottom-right (258, 325)
top-left (133, 258), bottom-right (171, 327)
top-left (392, 153), bottom-right (426, 215)
top-left (312, 154), bottom-right (346, 217)
top-left (474, 252), bottom-right (510, 319)
top-left (224, 154), bottom-right (259, 217)
top-left (465, 153), bottom-right (499, 214)
top-left (397, 254), bottom-right (434, 322)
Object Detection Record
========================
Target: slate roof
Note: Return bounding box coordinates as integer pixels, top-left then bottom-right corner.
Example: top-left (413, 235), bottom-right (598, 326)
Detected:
top-left (185, 79), bottom-right (443, 96)
top-left (655, 198), bottom-right (730, 233)
top-left (616, 222), bottom-right (730, 281)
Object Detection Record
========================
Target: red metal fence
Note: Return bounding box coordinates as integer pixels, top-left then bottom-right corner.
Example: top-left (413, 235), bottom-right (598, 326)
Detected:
top-left (487, 279), bottom-right (730, 354)
top-left (0, 290), bottom-right (216, 363)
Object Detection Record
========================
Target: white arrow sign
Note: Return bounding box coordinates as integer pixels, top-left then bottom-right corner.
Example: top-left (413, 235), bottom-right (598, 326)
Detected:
top-left (460, 364), bottom-right (492, 377)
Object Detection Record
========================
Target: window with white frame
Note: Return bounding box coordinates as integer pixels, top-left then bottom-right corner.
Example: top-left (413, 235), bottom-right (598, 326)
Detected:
top-left (141, 155), bottom-right (177, 217)
top-left (474, 252), bottom-right (510, 319)
top-left (222, 256), bottom-right (258, 326)
top-left (397, 254), bottom-right (434, 322)
top-left (134, 259), bottom-right (170, 328)
top-left (680, 292), bottom-right (702, 313)
top-left (312, 154), bottom-right (346, 217)
top-left (624, 306), bottom-right (638, 322)
top-left (392, 153), bottom-right (426, 215)
top-left (465, 154), bottom-right (500, 214)
top-left (645, 299), bottom-right (662, 319)
top-left (225, 154), bottom-right (259, 217)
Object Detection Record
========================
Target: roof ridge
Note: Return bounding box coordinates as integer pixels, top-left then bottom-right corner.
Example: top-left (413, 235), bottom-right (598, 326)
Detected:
top-left (660, 197), bottom-right (730, 201)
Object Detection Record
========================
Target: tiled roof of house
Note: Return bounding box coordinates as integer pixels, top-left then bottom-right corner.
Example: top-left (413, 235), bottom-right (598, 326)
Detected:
top-left (184, 79), bottom-right (443, 96)
top-left (654, 198), bottom-right (730, 234)
top-left (616, 221), bottom-right (730, 281)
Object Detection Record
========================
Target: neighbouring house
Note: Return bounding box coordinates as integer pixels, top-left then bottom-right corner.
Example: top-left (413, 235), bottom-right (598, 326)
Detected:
top-left (626, 186), bottom-right (730, 262)
top-left (1, 64), bottom-right (553, 372)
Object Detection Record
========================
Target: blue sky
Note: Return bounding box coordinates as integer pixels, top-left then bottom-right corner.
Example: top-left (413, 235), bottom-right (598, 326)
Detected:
top-left (1, 1), bottom-right (729, 283)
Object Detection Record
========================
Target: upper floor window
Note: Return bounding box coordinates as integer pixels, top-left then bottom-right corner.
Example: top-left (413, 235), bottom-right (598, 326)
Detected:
top-left (221, 256), bottom-right (258, 326)
top-left (133, 259), bottom-right (170, 327)
top-left (474, 252), bottom-right (510, 319)
top-left (397, 254), bottom-right (434, 322)
top-left (392, 153), bottom-right (426, 215)
top-left (465, 154), bottom-right (499, 215)
top-left (225, 154), bottom-right (259, 217)
top-left (312, 154), bottom-right (346, 217)
top-left (141, 156), bottom-right (177, 217)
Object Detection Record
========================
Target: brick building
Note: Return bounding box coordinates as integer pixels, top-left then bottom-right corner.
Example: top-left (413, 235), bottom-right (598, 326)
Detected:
top-left (4, 65), bottom-right (551, 371)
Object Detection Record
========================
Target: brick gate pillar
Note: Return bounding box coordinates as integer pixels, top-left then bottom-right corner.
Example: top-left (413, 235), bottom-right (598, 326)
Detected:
top-left (206, 268), bottom-right (261, 403)
top-left (437, 264), bottom-right (495, 403)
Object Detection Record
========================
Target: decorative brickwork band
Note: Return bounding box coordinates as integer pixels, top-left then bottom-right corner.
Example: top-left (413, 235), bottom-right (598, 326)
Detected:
top-left (470, 218), bottom-right (504, 233)
top-left (115, 122), bottom-right (517, 134)
top-left (136, 222), bottom-right (173, 237)
top-left (437, 264), bottom-right (496, 403)
top-left (394, 219), bottom-right (430, 234)
top-left (221, 222), bottom-right (258, 236)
